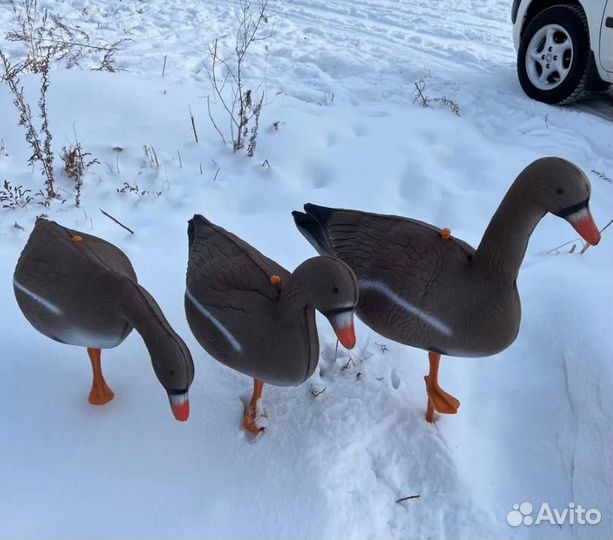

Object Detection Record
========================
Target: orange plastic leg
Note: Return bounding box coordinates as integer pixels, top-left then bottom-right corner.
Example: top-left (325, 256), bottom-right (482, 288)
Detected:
top-left (424, 352), bottom-right (460, 423)
top-left (243, 379), bottom-right (265, 434)
top-left (87, 348), bottom-right (115, 405)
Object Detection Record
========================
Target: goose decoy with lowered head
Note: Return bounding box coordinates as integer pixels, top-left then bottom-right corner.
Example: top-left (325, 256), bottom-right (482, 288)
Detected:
top-left (13, 219), bottom-right (194, 421)
top-left (293, 157), bottom-right (601, 422)
top-left (184, 214), bottom-right (358, 434)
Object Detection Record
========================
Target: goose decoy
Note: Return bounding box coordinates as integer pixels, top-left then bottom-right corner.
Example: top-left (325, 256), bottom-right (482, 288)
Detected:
top-left (184, 214), bottom-right (359, 434)
top-left (13, 219), bottom-right (194, 421)
top-left (293, 157), bottom-right (601, 423)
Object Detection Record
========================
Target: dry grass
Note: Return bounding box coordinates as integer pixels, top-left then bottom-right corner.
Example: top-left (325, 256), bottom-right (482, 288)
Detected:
top-left (591, 169), bottom-right (612, 184)
top-left (117, 182), bottom-right (161, 201)
top-left (143, 144), bottom-right (160, 170)
top-left (60, 139), bottom-right (99, 207)
top-left (544, 218), bottom-right (613, 255)
top-left (413, 77), bottom-right (460, 117)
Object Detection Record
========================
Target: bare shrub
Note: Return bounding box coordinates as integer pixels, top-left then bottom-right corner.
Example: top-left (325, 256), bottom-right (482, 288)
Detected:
top-left (61, 139), bottom-right (99, 207)
top-left (246, 91), bottom-right (263, 157)
top-left (6, 0), bottom-right (57, 73)
top-left (0, 180), bottom-right (33, 209)
top-left (92, 40), bottom-right (128, 72)
top-left (38, 51), bottom-right (54, 196)
top-left (6, 0), bottom-right (127, 72)
top-left (207, 0), bottom-right (270, 156)
top-left (0, 49), bottom-right (57, 200)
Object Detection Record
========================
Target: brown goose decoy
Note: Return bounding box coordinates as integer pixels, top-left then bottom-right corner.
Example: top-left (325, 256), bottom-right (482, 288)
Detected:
top-left (293, 157), bottom-right (601, 422)
top-left (13, 219), bottom-right (194, 421)
top-left (185, 214), bottom-right (358, 434)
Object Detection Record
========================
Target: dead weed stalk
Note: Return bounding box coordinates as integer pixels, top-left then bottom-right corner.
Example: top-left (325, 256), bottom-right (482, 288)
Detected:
top-left (207, 0), bottom-right (270, 156)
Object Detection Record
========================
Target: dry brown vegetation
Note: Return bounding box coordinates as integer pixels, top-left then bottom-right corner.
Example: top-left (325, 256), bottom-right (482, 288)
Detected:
top-left (413, 77), bottom-right (461, 117)
top-left (61, 139), bottom-right (99, 207)
top-left (0, 0), bottom-right (110, 208)
top-left (207, 0), bottom-right (270, 156)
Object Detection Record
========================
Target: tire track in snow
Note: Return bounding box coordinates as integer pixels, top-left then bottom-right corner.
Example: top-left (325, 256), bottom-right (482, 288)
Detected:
top-left (283, 0), bottom-right (515, 75)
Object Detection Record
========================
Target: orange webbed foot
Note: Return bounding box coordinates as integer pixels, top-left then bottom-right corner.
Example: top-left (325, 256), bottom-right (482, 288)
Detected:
top-left (423, 352), bottom-right (460, 423)
top-left (243, 379), bottom-right (266, 435)
top-left (242, 403), bottom-right (266, 435)
top-left (87, 347), bottom-right (114, 406)
top-left (424, 375), bottom-right (460, 422)
top-left (88, 382), bottom-right (115, 406)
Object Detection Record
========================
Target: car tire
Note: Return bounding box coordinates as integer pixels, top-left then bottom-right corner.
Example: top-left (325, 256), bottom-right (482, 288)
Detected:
top-left (517, 4), bottom-right (589, 105)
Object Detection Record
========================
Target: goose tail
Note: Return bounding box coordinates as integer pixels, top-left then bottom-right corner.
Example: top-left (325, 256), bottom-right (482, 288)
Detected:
top-left (292, 204), bottom-right (336, 256)
top-left (187, 214), bottom-right (213, 250)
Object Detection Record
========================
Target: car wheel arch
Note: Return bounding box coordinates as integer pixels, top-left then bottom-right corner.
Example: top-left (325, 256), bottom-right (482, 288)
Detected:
top-left (521, 0), bottom-right (587, 38)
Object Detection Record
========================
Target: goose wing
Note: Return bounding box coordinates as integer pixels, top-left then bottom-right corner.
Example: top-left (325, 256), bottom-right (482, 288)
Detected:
top-left (299, 204), bottom-right (475, 303)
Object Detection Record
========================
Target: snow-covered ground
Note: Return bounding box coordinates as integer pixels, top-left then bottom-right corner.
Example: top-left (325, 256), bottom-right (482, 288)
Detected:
top-left (0, 1), bottom-right (611, 538)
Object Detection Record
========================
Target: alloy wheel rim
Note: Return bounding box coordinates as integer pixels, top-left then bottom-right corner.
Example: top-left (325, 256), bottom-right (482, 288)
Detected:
top-left (525, 24), bottom-right (573, 91)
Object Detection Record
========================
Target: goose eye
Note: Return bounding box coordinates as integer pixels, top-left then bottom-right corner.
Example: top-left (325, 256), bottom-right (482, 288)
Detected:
top-left (170, 370), bottom-right (175, 376)
top-left (332, 286), bottom-right (339, 293)
top-left (556, 187), bottom-right (564, 195)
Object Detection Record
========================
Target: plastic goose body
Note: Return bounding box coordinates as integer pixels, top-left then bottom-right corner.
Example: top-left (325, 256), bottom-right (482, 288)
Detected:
top-left (293, 158), bottom-right (601, 422)
top-left (185, 214), bottom-right (358, 433)
top-left (13, 219), bottom-right (194, 421)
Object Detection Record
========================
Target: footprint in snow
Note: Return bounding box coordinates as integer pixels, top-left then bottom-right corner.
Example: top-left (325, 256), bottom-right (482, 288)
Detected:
top-left (352, 123), bottom-right (369, 137)
top-left (391, 369), bottom-right (401, 390)
top-left (307, 163), bottom-right (333, 189)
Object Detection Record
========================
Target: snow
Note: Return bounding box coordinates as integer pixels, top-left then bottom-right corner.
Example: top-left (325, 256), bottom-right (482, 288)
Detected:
top-left (0, 0), bottom-right (611, 538)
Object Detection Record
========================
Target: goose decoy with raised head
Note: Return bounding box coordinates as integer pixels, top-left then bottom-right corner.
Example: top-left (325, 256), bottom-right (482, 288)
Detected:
top-left (13, 219), bottom-right (194, 421)
top-left (185, 214), bottom-right (358, 434)
top-left (293, 157), bottom-right (601, 422)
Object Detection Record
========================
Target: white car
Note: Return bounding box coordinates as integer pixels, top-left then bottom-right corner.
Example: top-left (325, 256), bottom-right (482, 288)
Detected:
top-left (512, 0), bottom-right (613, 104)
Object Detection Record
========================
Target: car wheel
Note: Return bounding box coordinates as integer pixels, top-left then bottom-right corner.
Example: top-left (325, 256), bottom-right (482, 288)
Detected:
top-left (517, 4), bottom-right (589, 105)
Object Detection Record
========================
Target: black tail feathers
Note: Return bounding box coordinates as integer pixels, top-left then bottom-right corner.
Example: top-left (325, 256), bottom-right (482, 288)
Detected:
top-left (292, 206), bottom-right (334, 256)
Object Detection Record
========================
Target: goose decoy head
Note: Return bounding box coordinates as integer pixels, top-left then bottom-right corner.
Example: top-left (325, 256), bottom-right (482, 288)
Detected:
top-left (529, 157), bottom-right (600, 245)
top-left (298, 257), bottom-right (359, 349)
top-left (150, 343), bottom-right (194, 422)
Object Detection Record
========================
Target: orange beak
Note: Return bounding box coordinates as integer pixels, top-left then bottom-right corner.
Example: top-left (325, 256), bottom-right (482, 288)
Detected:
top-left (335, 324), bottom-right (357, 349)
top-left (168, 392), bottom-right (190, 422)
top-left (569, 209), bottom-right (601, 246)
top-left (327, 310), bottom-right (357, 349)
